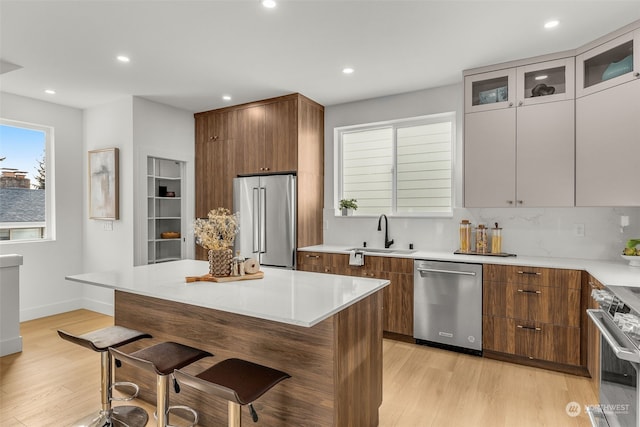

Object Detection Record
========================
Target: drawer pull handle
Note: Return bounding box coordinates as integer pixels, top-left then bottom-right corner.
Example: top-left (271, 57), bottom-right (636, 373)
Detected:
top-left (517, 289), bottom-right (541, 295)
top-left (305, 254), bottom-right (320, 259)
top-left (517, 271), bottom-right (541, 276)
top-left (517, 325), bottom-right (542, 332)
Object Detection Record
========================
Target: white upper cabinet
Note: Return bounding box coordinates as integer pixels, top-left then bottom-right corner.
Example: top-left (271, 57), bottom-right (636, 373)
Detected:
top-left (576, 29), bottom-right (640, 98)
top-left (575, 27), bottom-right (640, 206)
top-left (465, 69), bottom-right (516, 113)
top-left (464, 108), bottom-right (517, 207)
top-left (464, 58), bottom-right (575, 208)
top-left (516, 99), bottom-right (575, 207)
top-left (516, 58), bottom-right (575, 106)
top-left (464, 20), bottom-right (640, 208)
top-left (576, 72), bottom-right (640, 206)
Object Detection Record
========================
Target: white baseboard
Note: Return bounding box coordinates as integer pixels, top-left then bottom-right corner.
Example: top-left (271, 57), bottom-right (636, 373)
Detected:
top-left (82, 297), bottom-right (114, 317)
top-left (0, 336), bottom-right (23, 356)
top-left (19, 297), bottom-right (113, 321)
top-left (20, 298), bottom-right (83, 322)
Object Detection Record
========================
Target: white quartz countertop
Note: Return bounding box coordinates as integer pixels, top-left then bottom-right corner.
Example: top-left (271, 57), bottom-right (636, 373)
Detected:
top-left (299, 245), bottom-right (640, 288)
top-left (65, 260), bottom-right (389, 328)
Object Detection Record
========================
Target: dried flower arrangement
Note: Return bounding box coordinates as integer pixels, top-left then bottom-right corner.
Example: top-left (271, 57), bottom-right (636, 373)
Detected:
top-left (193, 208), bottom-right (239, 250)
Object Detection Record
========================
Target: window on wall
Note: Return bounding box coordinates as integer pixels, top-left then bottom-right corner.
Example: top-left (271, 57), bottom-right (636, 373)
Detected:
top-left (337, 113), bottom-right (454, 216)
top-left (0, 119), bottom-right (54, 241)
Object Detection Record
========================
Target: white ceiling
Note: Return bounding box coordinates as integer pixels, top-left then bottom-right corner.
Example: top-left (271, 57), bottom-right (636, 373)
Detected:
top-left (1, 1), bottom-right (639, 113)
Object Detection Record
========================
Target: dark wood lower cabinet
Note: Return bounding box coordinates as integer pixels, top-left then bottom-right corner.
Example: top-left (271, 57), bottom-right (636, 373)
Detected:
top-left (384, 272), bottom-right (413, 336)
top-left (297, 252), bottom-right (414, 337)
top-left (299, 254), bottom-right (591, 375)
top-left (483, 315), bottom-right (581, 366)
top-left (483, 264), bottom-right (586, 375)
top-left (484, 282), bottom-right (581, 327)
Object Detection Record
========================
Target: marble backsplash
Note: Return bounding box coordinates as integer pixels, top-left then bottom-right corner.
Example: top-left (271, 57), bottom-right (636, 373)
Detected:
top-left (323, 207), bottom-right (640, 262)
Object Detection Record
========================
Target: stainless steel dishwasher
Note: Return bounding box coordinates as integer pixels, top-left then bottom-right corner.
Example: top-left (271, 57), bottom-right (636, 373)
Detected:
top-left (413, 260), bottom-right (482, 355)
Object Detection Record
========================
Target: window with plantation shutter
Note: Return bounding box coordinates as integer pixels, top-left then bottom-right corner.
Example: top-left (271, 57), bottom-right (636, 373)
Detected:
top-left (342, 127), bottom-right (393, 215)
top-left (337, 113), bottom-right (454, 216)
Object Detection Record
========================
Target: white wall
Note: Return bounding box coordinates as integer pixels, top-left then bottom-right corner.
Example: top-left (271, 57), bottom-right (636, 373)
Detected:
top-left (0, 94), bottom-right (195, 321)
top-left (132, 97), bottom-right (195, 266)
top-left (82, 96), bottom-right (195, 315)
top-left (323, 84), bottom-right (640, 261)
top-left (0, 93), bottom-right (85, 320)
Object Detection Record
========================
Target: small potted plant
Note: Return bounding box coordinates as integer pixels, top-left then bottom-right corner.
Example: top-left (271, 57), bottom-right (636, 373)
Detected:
top-left (338, 198), bottom-right (358, 216)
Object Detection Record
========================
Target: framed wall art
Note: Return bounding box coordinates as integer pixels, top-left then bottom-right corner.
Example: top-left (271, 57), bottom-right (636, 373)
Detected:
top-left (88, 147), bottom-right (119, 220)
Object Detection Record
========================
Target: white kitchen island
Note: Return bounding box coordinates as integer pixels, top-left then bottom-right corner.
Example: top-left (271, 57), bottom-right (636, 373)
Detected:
top-left (66, 260), bottom-right (389, 426)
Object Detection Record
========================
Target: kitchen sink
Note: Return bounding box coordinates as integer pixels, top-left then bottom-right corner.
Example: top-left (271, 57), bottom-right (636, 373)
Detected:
top-left (345, 247), bottom-right (417, 255)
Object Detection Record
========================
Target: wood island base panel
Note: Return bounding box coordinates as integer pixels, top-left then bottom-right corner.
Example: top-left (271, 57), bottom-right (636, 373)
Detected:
top-left (114, 289), bottom-right (383, 426)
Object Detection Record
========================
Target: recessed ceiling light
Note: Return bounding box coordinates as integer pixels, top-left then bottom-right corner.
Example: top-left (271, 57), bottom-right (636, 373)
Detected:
top-left (262, 0), bottom-right (276, 8)
top-left (343, 67), bottom-right (354, 75)
top-left (535, 75), bottom-right (548, 80)
top-left (544, 20), bottom-right (559, 29)
top-left (44, 89), bottom-right (56, 95)
top-left (222, 95), bottom-right (232, 101)
top-left (117, 55), bottom-right (130, 63)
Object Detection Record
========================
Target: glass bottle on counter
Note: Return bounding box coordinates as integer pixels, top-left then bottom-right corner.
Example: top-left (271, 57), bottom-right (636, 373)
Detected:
top-left (491, 223), bottom-right (502, 254)
top-left (475, 224), bottom-right (488, 254)
top-left (459, 219), bottom-right (472, 253)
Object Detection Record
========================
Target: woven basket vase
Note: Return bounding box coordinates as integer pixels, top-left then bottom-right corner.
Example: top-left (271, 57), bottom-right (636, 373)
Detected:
top-left (208, 248), bottom-right (233, 277)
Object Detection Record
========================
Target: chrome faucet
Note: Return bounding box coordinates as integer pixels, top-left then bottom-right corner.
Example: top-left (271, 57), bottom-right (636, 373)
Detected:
top-left (377, 214), bottom-right (394, 249)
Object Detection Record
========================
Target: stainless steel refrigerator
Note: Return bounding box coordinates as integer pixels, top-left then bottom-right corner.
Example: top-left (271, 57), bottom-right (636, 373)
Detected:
top-left (233, 174), bottom-right (296, 268)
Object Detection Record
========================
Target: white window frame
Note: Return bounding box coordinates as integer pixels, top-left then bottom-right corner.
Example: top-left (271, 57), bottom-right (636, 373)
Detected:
top-left (335, 112), bottom-right (455, 218)
top-left (0, 118), bottom-right (55, 243)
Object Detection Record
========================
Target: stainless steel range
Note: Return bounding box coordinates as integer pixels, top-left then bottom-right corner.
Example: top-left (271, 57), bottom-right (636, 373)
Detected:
top-left (588, 285), bottom-right (640, 427)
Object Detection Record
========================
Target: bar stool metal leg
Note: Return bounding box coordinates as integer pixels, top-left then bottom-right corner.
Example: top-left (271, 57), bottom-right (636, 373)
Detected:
top-left (109, 342), bottom-right (212, 427)
top-left (228, 401), bottom-right (241, 427)
top-left (157, 374), bottom-right (169, 427)
top-left (58, 326), bottom-right (151, 427)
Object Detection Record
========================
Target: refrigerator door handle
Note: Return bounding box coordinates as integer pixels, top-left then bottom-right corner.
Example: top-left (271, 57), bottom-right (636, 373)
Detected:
top-left (252, 187), bottom-right (260, 254)
top-left (259, 187), bottom-right (267, 254)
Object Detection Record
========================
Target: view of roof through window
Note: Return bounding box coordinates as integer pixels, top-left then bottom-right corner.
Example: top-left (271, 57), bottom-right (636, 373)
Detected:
top-left (0, 123), bottom-right (47, 241)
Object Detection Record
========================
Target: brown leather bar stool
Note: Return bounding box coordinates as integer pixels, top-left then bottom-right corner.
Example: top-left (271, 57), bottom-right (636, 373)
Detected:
top-left (174, 358), bottom-right (291, 427)
top-left (109, 342), bottom-right (213, 427)
top-left (57, 326), bottom-right (152, 427)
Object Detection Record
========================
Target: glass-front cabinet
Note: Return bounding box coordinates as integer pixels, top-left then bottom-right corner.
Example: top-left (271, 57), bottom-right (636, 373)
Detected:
top-left (516, 58), bottom-right (575, 106)
top-left (465, 69), bottom-right (516, 113)
top-left (464, 56), bottom-right (575, 208)
top-left (577, 29), bottom-right (640, 97)
top-left (147, 156), bottom-right (185, 264)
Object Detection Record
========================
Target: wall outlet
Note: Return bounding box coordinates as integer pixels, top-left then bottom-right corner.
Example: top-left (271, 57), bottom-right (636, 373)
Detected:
top-left (103, 221), bottom-right (113, 231)
top-left (621, 215), bottom-right (630, 227)
top-left (573, 223), bottom-right (585, 237)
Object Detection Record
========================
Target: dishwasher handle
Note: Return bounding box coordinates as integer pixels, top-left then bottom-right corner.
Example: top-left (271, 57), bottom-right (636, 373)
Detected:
top-left (417, 267), bottom-right (477, 277)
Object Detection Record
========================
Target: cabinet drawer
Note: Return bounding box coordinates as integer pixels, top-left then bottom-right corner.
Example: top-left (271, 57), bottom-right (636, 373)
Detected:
top-left (483, 264), bottom-right (581, 289)
top-left (484, 282), bottom-right (581, 327)
top-left (483, 316), bottom-right (580, 366)
top-left (297, 251), bottom-right (327, 269)
top-left (297, 252), bottom-right (349, 273)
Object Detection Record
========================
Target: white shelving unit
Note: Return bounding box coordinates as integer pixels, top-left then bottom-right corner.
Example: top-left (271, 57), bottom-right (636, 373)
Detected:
top-left (147, 157), bottom-right (185, 264)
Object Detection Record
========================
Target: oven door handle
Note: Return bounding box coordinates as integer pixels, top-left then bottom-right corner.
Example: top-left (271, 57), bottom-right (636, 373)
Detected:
top-left (587, 309), bottom-right (640, 364)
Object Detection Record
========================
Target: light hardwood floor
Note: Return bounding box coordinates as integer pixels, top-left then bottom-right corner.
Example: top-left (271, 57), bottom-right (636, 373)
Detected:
top-left (1, 310), bottom-right (596, 426)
